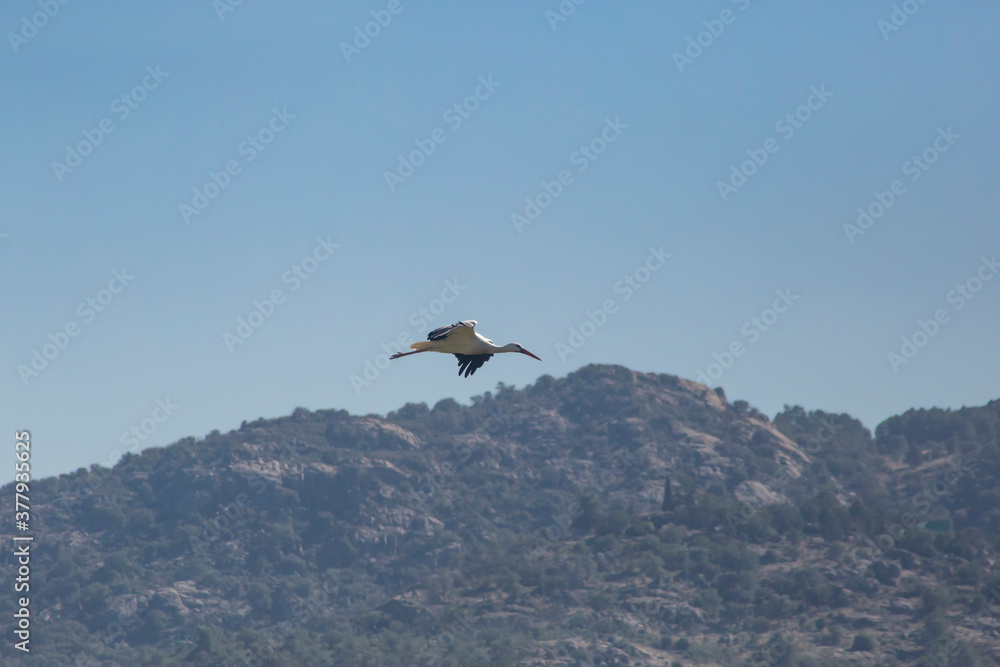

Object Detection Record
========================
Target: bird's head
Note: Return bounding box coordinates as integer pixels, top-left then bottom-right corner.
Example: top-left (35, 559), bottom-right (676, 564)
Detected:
top-left (505, 343), bottom-right (541, 360)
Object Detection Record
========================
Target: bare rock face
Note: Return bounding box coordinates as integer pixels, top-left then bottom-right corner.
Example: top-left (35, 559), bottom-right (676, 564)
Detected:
top-left (677, 377), bottom-right (728, 411)
top-left (356, 418), bottom-right (422, 450)
top-left (148, 587), bottom-right (191, 617)
top-left (322, 417), bottom-right (422, 451)
top-left (746, 416), bottom-right (812, 478)
top-left (734, 480), bottom-right (788, 508)
top-left (231, 458), bottom-right (283, 484)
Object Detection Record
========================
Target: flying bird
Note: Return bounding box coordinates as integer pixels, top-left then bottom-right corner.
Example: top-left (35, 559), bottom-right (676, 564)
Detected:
top-left (390, 320), bottom-right (541, 377)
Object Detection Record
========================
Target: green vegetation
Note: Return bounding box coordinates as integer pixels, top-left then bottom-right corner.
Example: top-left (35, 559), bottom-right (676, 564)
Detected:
top-left (2, 365), bottom-right (998, 665)
top-left (849, 633), bottom-right (875, 651)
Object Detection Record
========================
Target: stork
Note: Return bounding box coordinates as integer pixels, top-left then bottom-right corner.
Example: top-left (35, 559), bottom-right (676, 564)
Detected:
top-left (389, 320), bottom-right (541, 377)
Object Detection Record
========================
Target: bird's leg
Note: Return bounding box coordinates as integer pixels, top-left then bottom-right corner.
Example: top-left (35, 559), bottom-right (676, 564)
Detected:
top-left (389, 350), bottom-right (427, 360)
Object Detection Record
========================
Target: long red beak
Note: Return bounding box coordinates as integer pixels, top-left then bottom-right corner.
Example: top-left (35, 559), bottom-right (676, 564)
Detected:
top-left (520, 348), bottom-right (541, 361)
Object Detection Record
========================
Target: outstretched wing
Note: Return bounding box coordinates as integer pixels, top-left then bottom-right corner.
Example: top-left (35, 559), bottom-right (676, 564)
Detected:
top-left (427, 320), bottom-right (478, 342)
top-left (454, 353), bottom-right (492, 378)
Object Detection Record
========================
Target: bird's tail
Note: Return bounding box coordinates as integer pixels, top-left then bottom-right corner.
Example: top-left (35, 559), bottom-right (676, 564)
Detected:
top-left (409, 341), bottom-right (433, 351)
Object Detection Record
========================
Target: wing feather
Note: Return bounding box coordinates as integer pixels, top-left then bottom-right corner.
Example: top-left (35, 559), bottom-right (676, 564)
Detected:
top-left (427, 320), bottom-right (477, 342)
top-left (454, 353), bottom-right (492, 377)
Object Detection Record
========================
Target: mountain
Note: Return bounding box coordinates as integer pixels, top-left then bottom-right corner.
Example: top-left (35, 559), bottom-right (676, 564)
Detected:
top-left (3, 365), bottom-right (999, 666)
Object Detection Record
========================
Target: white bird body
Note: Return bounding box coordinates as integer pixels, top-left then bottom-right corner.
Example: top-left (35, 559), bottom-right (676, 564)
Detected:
top-left (389, 320), bottom-right (541, 377)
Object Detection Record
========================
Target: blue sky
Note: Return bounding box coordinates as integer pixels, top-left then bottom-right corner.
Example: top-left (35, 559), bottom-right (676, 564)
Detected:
top-left (3, 1), bottom-right (998, 482)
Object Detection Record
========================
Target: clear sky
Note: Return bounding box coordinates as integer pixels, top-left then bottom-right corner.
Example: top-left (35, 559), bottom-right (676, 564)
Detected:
top-left (3, 1), bottom-right (998, 482)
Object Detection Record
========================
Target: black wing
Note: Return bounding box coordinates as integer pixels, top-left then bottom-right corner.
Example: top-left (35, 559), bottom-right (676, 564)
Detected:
top-left (454, 353), bottom-right (492, 377)
top-left (427, 320), bottom-right (477, 341)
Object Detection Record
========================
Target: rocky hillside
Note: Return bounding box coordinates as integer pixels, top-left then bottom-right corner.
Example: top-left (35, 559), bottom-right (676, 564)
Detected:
top-left (2, 365), bottom-right (999, 665)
